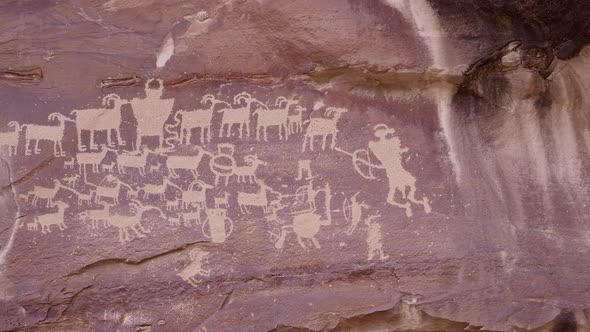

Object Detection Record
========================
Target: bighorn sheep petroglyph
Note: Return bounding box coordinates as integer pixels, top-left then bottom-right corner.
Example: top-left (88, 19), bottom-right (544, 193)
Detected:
top-left (21, 112), bottom-right (73, 156)
top-left (34, 201), bottom-right (69, 234)
top-left (253, 96), bottom-right (298, 141)
top-left (302, 107), bottom-right (347, 152)
top-left (171, 94), bottom-right (231, 144)
top-left (0, 121), bottom-right (22, 156)
top-left (218, 92), bottom-right (266, 138)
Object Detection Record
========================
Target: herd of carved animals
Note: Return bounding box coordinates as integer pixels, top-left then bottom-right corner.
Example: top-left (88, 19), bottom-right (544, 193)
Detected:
top-left (3, 78), bottom-right (431, 285)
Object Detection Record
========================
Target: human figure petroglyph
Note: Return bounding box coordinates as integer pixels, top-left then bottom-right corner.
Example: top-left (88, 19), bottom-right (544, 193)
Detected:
top-left (337, 124), bottom-right (431, 217)
top-left (171, 94), bottom-right (231, 144)
top-left (270, 184), bottom-right (332, 250)
top-left (253, 96), bottom-right (298, 141)
top-left (202, 208), bottom-right (233, 243)
top-left (129, 78), bottom-right (175, 150)
top-left (365, 213), bottom-right (389, 261)
top-left (107, 200), bottom-right (160, 243)
top-left (287, 105), bottom-right (306, 136)
top-left (237, 180), bottom-right (277, 214)
top-left (116, 147), bottom-right (150, 176)
top-left (343, 192), bottom-right (369, 236)
top-left (218, 92), bottom-right (266, 138)
top-left (296, 160), bottom-right (312, 180)
top-left (180, 180), bottom-right (213, 209)
top-left (0, 121), bottom-right (22, 156)
top-left (232, 154), bottom-right (266, 183)
top-left (302, 107), bottom-right (347, 152)
top-left (214, 192), bottom-right (229, 209)
top-left (22, 112), bottom-right (73, 156)
top-left (34, 201), bottom-right (69, 234)
top-left (71, 93), bottom-right (127, 151)
top-left (79, 202), bottom-right (112, 229)
top-left (20, 179), bottom-right (64, 208)
top-left (177, 249), bottom-right (210, 286)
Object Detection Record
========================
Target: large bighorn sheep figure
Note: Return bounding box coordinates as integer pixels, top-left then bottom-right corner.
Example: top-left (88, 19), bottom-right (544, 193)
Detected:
top-left (170, 94), bottom-right (231, 144)
top-left (0, 121), bottom-right (22, 156)
top-left (71, 93), bottom-right (128, 151)
top-left (218, 92), bottom-right (266, 138)
top-left (302, 107), bottom-right (348, 152)
top-left (253, 96), bottom-right (298, 141)
top-left (21, 112), bottom-right (73, 156)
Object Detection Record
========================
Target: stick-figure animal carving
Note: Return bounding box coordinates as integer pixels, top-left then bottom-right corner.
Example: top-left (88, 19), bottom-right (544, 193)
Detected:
top-left (343, 192), bottom-right (369, 236)
top-left (214, 192), bottom-right (229, 209)
top-left (164, 146), bottom-right (208, 178)
top-left (287, 106), bottom-right (306, 135)
top-left (365, 213), bottom-right (389, 261)
top-left (128, 78), bottom-right (175, 150)
top-left (181, 210), bottom-right (203, 226)
top-left (171, 94), bottom-right (231, 144)
top-left (253, 96), bottom-right (297, 141)
top-left (166, 198), bottom-right (181, 211)
top-left (102, 160), bottom-right (116, 173)
top-left (116, 147), bottom-right (150, 176)
top-left (140, 177), bottom-right (181, 201)
top-left (21, 179), bottom-right (63, 207)
top-left (63, 156), bottom-right (75, 169)
top-left (177, 249), bottom-right (210, 286)
top-left (337, 124), bottom-right (431, 217)
top-left (66, 187), bottom-right (95, 205)
top-left (270, 184), bottom-right (332, 250)
top-left (218, 92), bottom-right (266, 138)
top-left (71, 93), bottom-right (128, 151)
top-left (63, 174), bottom-right (80, 188)
top-left (21, 112), bottom-right (73, 156)
top-left (181, 180), bottom-right (213, 209)
top-left (232, 154), bottom-right (266, 183)
top-left (0, 121), bottom-right (22, 156)
top-left (34, 201), bottom-right (69, 234)
top-left (107, 200), bottom-right (159, 243)
top-left (237, 180), bottom-right (276, 213)
top-left (89, 178), bottom-right (133, 205)
top-left (79, 202), bottom-right (113, 229)
top-left (76, 145), bottom-right (111, 181)
top-left (302, 107), bottom-right (347, 152)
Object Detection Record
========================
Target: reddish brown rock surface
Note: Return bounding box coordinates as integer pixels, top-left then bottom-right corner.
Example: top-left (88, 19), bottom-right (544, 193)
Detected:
top-left (1, 1), bottom-right (590, 331)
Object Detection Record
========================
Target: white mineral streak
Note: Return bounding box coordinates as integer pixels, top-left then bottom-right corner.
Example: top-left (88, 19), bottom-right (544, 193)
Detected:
top-left (156, 33), bottom-right (175, 68)
top-left (384, 0), bottom-right (462, 182)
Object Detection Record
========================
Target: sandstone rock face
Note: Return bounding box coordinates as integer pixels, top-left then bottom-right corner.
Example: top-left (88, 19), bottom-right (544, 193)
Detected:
top-left (1, 1), bottom-right (590, 331)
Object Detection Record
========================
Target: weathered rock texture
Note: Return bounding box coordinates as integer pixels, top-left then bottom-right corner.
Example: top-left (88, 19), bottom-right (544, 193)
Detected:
top-left (1, 1), bottom-right (590, 331)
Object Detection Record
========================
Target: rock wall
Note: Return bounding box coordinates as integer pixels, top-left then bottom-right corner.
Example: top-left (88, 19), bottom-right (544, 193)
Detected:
top-left (1, 1), bottom-right (590, 331)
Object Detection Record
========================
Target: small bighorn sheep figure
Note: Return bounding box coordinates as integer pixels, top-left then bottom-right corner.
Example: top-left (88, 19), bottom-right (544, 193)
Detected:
top-left (302, 107), bottom-right (347, 152)
top-left (177, 249), bottom-right (210, 286)
top-left (21, 112), bottom-right (74, 156)
top-left (0, 121), bottom-right (22, 156)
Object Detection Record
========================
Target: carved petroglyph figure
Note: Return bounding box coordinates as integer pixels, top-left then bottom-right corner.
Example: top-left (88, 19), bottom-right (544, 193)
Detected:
top-left (79, 203), bottom-right (112, 229)
top-left (33, 201), bottom-right (69, 234)
top-left (253, 96), bottom-right (297, 141)
top-left (181, 180), bottom-right (213, 209)
top-left (61, 185), bottom-right (95, 205)
top-left (76, 145), bottom-right (111, 181)
top-left (166, 198), bottom-right (181, 211)
top-left (108, 200), bottom-right (161, 243)
top-left (22, 112), bottom-right (73, 156)
top-left (237, 180), bottom-right (277, 213)
top-left (232, 154), bottom-right (266, 183)
top-left (147, 161), bottom-right (163, 174)
top-left (101, 160), bottom-right (116, 173)
top-left (209, 143), bottom-right (236, 185)
top-left (140, 177), bottom-right (181, 201)
top-left (116, 147), bottom-right (150, 176)
top-left (337, 124), bottom-right (431, 217)
top-left (296, 160), bottom-right (312, 180)
top-left (270, 184), bottom-right (332, 250)
top-left (63, 156), bottom-right (75, 169)
top-left (163, 146), bottom-right (207, 178)
top-left (343, 192), bottom-right (369, 236)
top-left (89, 178), bottom-right (134, 205)
top-left (365, 213), bottom-right (389, 261)
top-left (214, 192), bottom-right (229, 209)
top-left (129, 78), bottom-right (175, 149)
top-left (71, 93), bottom-right (127, 151)
top-left (287, 106), bottom-right (306, 135)
top-left (171, 94), bottom-right (230, 144)
top-left (177, 249), bottom-right (210, 286)
top-left (181, 210), bottom-right (203, 226)
top-left (0, 121), bottom-right (22, 156)
top-left (218, 92), bottom-right (266, 138)
top-left (302, 107), bottom-right (347, 152)
top-left (202, 208), bottom-right (233, 243)
top-left (20, 179), bottom-right (63, 208)
top-left (63, 174), bottom-right (80, 188)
